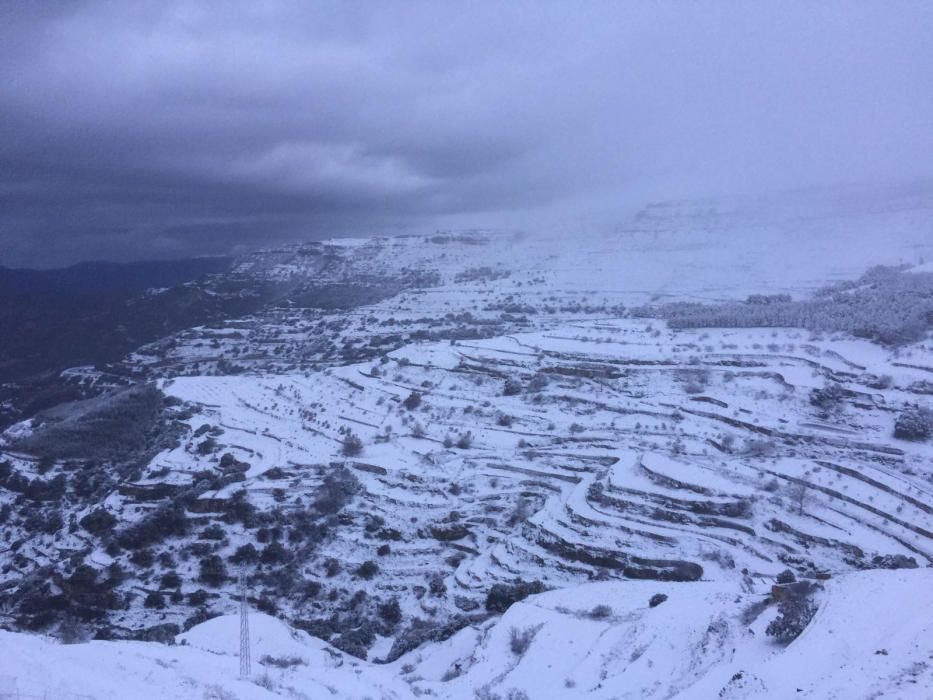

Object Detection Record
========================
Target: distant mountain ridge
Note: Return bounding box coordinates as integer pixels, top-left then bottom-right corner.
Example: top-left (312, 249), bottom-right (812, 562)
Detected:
top-left (0, 257), bottom-right (234, 298)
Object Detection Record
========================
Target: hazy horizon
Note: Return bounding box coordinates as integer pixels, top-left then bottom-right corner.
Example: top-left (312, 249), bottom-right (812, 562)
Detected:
top-left (2, 1), bottom-right (933, 267)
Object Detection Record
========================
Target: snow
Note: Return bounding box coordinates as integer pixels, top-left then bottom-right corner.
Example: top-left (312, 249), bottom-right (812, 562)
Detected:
top-left (0, 570), bottom-right (927, 699)
top-left (1, 184), bottom-right (932, 698)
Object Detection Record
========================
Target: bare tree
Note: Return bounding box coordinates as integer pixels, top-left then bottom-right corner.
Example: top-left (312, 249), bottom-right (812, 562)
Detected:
top-left (788, 480), bottom-right (811, 515)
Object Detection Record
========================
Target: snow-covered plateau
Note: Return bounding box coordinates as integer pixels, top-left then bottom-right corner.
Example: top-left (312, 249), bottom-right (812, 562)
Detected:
top-left (1, 184), bottom-right (931, 698)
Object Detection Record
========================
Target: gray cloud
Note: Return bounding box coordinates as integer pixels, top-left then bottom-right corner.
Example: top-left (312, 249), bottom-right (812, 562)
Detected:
top-left (2, 1), bottom-right (932, 266)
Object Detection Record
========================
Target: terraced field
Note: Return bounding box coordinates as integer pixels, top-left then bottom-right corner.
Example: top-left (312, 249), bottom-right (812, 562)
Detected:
top-left (1, 193), bottom-right (931, 697)
top-left (9, 317), bottom-right (928, 657)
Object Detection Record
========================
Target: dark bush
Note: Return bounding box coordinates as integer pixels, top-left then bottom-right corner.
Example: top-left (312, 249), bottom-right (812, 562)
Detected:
top-left (355, 560), bottom-right (379, 580)
top-left (766, 581), bottom-right (820, 643)
top-left (485, 580), bottom-right (545, 613)
top-left (144, 591), bottom-right (166, 609)
top-left (198, 554), bottom-right (228, 587)
top-left (230, 543), bottom-right (259, 565)
top-left (331, 624), bottom-right (376, 660)
top-left (379, 598), bottom-right (402, 626)
top-left (222, 490), bottom-right (257, 527)
top-left (129, 549), bottom-right (154, 568)
top-left (589, 604), bottom-right (612, 619)
top-left (503, 378), bottom-right (523, 396)
top-left (260, 655), bottom-right (306, 669)
top-left (324, 558), bottom-right (342, 577)
top-left (649, 593), bottom-right (668, 608)
top-left (160, 571), bottom-right (182, 589)
top-left (118, 503), bottom-right (189, 550)
top-left (429, 574), bottom-right (447, 597)
top-left (199, 524), bottom-right (226, 541)
top-left (260, 542), bottom-right (288, 565)
top-left (187, 589), bottom-right (210, 606)
top-left (314, 466), bottom-right (360, 515)
top-left (80, 508), bottom-right (117, 536)
top-left (509, 626), bottom-right (537, 655)
top-left (810, 383), bottom-right (845, 411)
top-left (894, 405), bottom-right (933, 441)
top-left (403, 392), bottom-right (422, 410)
top-left (341, 432), bottom-right (364, 457)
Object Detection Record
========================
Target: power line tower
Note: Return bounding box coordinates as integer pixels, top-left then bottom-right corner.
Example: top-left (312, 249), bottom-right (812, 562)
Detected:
top-left (239, 571), bottom-right (251, 679)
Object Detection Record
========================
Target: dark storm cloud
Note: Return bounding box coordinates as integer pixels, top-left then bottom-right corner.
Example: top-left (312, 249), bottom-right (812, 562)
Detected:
top-left (2, 1), bottom-right (932, 266)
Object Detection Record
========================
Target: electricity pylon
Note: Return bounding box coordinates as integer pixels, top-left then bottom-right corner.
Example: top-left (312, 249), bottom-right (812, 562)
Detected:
top-left (239, 571), bottom-right (251, 679)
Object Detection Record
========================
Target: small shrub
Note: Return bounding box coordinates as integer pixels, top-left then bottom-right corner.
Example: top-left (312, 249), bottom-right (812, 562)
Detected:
top-left (254, 673), bottom-right (275, 691)
top-left (588, 604), bottom-right (612, 619)
top-left (810, 383), bottom-right (845, 411)
top-left (744, 439), bottom-right (777, 458)
top-left (324, 558), bottom-right (342, 577)
top-left (894, 405), bottom-right (933, 441)
top-left (648, 593), bottom-right (668, 608)
top-left (260, 654), bottom-right (306, 669)
top-left (199, 524), bottom-right (226, 541)
top-left (198, 555), bottom-right (228, 587)
top-left (341, 432), bottom-right (364, 457)
top-left (403, 392), bottom-right (422, 410)
top-left (355, 560), bottom-right (379, 580)
top-left (160, 571), bottom-right (182, 589)
top-left (188, 589), bottom-right (210, 606)
top-left (509, 625), bottom-right (539, 656)
top-left (144, 591), bottom-right (166, 609)
top-left (229, 543), bottom-right (259, 565)
top-left (379, 598), bottom-right (402, 625)
top-left (503, 378), bottom-right (523, 396)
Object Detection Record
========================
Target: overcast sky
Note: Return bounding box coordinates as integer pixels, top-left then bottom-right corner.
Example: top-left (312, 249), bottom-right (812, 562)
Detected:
top-left (2, 1), bottom-right (932, 267)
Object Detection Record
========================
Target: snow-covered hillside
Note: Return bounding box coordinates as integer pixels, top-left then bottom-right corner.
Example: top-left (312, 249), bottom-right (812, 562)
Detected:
top-left (1, 184), bottom-right (931, 699)
top-left (0, 568), bottom-right (929, 699)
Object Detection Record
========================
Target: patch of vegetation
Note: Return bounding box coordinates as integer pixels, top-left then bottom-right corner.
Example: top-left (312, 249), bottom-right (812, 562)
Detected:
top-left (341, 432), bottom-right (364, 457)
top-left (403, 391), bottom-right (422, 410)
top-left (894, 404), bottom-right (933, 441)
top-left (766, 581), bottom-right (820, 643)
top-left (485, 580), bottom-right (546, 614)
top-left (636, 265), bottom-right (933, 346)
top-left (509, 625), bottom-right (538, 656)
top-left (12, 384), bottom-right (184, 463)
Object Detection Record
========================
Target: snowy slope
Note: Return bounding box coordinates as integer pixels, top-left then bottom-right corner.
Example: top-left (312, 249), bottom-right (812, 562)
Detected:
top-left (1, 183), bottom-right (932, 699)
top-left (400, 568), bottom-right (933, 699)
top-left (0, 569), bottom-right (928, 699)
